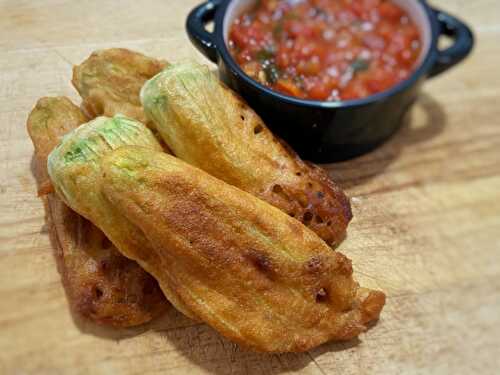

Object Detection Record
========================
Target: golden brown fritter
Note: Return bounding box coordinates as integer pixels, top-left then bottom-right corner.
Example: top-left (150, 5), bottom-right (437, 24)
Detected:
top-left (100, 147), bottom-right (385, 352)
top-left (47, 114), bottom-right (197, 320)
top-left (72, 48), bottom-right (167, 127)
top-left (141, 61), bottom-right (352, 246)
top-left (27, 98), bottom-right (168, 327)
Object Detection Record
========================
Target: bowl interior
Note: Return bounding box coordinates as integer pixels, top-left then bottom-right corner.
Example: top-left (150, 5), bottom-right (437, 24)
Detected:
top-left (222, 0), bottom-right (432, 78)
top-left (392, 0), bottom-right (432, 68)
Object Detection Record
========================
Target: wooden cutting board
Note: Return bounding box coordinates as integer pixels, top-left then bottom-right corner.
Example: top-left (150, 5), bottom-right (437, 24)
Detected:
top-left (1, 1), bottom-right (499, 374)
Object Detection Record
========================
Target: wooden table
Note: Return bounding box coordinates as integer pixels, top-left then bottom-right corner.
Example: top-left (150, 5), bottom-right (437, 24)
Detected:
top-left (1, 1), bottom-right (499, 374)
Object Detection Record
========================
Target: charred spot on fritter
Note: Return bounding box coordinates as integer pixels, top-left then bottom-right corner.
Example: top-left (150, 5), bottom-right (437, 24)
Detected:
top-left (100, 236), bottom-right (113, 250)
top-left (305, 256), bottom-right (325, 275)
top-left (98, 259), bottom-right (110, 272)
top-left (315, 288), bottom-right (329, 303)
top-left (76, 283), bottom-right (104, 317)
top-left (303, 211), bottom-right (313, 223)
top-left (142, 277), bottom-right (158, 296)
top-left (94, 286), bottom-right (104, 299)
top-left (245, 249), bottom-right (275, 278)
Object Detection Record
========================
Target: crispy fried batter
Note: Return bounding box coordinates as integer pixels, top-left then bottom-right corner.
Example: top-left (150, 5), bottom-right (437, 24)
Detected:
top-left (141, 62), bottom-right (352, 246)
top-left (47, 114), bottom-right (197, 320)
top-left (27, 98), bottom-right (167, 327)
top-left (100, 147), bottom-right (385, 352)
top-left (72, 48), bottom-right (167, 127)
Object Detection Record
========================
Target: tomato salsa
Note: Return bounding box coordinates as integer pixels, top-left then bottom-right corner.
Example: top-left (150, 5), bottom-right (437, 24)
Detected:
top-left (229, 0), bottom-right (422, 101)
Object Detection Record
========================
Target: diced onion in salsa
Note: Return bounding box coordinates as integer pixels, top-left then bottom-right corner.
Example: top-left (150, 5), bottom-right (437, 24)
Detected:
top-left (229, 0), bottom-right (421, 101)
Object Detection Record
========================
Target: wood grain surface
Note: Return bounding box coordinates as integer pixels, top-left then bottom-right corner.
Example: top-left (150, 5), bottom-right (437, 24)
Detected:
top-left (1, 0), bottom-right (499, 374)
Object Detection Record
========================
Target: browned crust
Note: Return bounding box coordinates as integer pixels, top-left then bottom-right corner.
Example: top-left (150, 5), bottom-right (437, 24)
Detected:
top-left (27, 97), bottom-right (168, 327)
top-left (267, 138), bottom-right (353, 246)
top-left (144, 64), bottom-right (352, 247)
top-left (228, 88), bottom-right (353, 247)
top-left (73, 52), bottom-right (351, 246)
top-left (101, 147), bottom-right (385, 352)
top-left (231, 88), bottom-right (354, 247)
top-left (72, 48), bottom-right (167, 127)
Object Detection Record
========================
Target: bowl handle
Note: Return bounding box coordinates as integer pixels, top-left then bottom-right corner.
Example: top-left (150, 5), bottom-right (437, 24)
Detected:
top-left (428, 8), bottom-right (474, 78)
top-left (186, 0), bottom-right (222, 63)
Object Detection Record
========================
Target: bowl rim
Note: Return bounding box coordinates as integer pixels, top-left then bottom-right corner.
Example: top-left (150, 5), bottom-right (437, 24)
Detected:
top-left (213, 0), bottom-right (440, 109)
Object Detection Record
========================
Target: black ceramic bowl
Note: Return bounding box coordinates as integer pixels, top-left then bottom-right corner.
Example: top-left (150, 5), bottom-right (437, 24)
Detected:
top-left (186, 0), bottom-right (474, 162)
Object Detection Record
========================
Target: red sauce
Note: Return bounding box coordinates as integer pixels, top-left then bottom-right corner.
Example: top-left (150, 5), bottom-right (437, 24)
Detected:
top-left (229, 0), bottom-right (422, 101)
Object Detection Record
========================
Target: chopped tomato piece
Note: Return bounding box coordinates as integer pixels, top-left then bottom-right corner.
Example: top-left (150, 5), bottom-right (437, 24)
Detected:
top-left (276, 79), bottom-right (303, 97)
top-left (308, 83), bottom-right (332, 101)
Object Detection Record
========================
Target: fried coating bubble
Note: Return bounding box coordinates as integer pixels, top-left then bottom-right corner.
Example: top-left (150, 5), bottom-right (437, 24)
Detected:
top-left (100, 146), bottom-right (385, 352)
top-left (141, 61), bottom-right (352, 247)
top-left (47, 115), bottom-right (196, 320)
top-left (27, 98), bottom-right (168, 327)
top-left (72, 48), bottom-right (167, 127)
